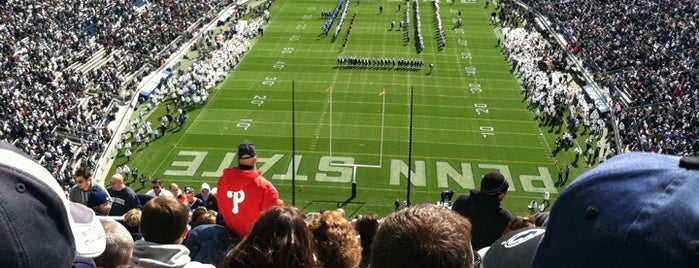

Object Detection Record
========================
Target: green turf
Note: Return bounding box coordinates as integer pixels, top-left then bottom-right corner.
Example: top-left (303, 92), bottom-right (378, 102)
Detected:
top-left (110, 0), bottom-right (589, 218)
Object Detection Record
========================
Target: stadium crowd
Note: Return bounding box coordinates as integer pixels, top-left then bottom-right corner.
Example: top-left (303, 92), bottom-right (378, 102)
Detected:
top-left (0, 0), bottom-right (240, 188)
top-left (7, 139), bottom-right (699, 268)
top-left (3, 0), bottom-right (699, 266)
top-left (518, 0), bottom-right (699, 155)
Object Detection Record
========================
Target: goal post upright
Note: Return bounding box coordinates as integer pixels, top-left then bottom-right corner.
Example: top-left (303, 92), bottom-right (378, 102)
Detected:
top-left (326, 86), bottom-right (388, 198)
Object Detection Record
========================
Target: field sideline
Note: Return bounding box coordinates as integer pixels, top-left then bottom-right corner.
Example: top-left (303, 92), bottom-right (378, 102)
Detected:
top-left (109, 0), bottom-right (587, 217)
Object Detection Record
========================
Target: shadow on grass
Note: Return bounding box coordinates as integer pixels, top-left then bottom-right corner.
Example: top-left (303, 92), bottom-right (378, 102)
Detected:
top-left (301, 197), bottom-right (365, 218)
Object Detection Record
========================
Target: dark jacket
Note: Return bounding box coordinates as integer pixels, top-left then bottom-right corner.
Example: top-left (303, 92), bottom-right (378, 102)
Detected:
top-left (451, 189), bottom-right (513, 250)
top-left (195, 193), bottom-right (218, 212)
top-left (185, 224), bottom-right (239, 266)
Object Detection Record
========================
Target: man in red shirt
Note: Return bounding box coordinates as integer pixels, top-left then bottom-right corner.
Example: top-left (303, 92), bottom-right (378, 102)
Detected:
top-left (216, 141), bottom-right (284, 238)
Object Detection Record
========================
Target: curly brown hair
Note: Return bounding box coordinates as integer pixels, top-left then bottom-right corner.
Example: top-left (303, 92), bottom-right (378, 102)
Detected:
top-left (308, 210), bottom-right (362, 268)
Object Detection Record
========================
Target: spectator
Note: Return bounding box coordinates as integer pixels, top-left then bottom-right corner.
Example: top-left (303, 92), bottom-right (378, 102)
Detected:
top-left (0, 141), bottom-right (106, 267)
top-left (171, 183), bottom-right (186, 203)
top-left (220, 206), bottom-right (319, 268)
top-left (70, 166), bottom-right (109, 206)
top-left (185, 224), bottom-right (239, 266)
top-left (532, 211), bottom-right (550, 227)
top-left (146, 178), bottom-right (174, 197)
top-left (501, 215), bottom-right (535, 235)
top-left (137, 194), bottom-right (154, 207)
top-left (123, 208), bottom-right (144, 241)
top-left (184, 186), bottom-right (206, 211)
top-left (371, 204), bottom-right (476, 268)
top-left (480, 227), bottom-right (546, 268)
top-left (95, 217), bottom-right (135, 268)
top-left (196, 182), bottom-right (218, 212)
top-left (354, 214), bottom-right (381, 268)
top-left (308, 210), bottom-right (362, 268)
top-left (107, 173), bottom-right (142, 216)
top-left (87, 188), bottom-right (113, 216)
top-left (189, 207), bottom-right (217, 228)
top-left (452, 172), bottom-right (513, 250)
top-left (216, 141), bottom-right (284, 238)
top-left (531, 152), bottom-right (699, 267)
top-left (130, 196), bottom-right (214, 267)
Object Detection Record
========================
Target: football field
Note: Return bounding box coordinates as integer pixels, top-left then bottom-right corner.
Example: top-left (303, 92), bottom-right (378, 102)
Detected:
top-left (111, 0), bottom-right (582, 217)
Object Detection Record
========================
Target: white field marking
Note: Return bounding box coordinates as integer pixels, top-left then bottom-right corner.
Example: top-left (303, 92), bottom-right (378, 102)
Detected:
top-left (328, 85), bottom-right (387, 169)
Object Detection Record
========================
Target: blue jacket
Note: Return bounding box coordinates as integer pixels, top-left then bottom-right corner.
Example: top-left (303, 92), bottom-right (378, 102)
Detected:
top-left (184, 224), bottom-right (240, 266)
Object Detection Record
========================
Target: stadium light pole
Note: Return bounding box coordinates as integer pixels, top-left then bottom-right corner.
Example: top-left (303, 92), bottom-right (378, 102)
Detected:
top-left (291, 80), bottom-right (296, 206)
top-left (406, 86), bottom-right (414, 207)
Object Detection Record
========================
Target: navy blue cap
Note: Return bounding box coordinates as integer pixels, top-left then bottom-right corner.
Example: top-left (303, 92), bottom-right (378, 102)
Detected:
top-left (533, 152), bottom-right (699, 267)
top-left (0, 141), bottom-right (106, 267)
top-left (87, 188), bottom-right (111, 207)
top-left (237, 141), bottom-right (256, 160)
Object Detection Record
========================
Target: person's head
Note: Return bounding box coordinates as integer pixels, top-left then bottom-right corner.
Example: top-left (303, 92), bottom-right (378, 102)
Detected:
top-left (94, 217), bottom-right (134, 268)
top-left (531, 153), bottom-right (699, 267)
top-left (189, 207), bottom-right (214, 228)
top-left (110, 173), bottom-right (125, 191)
top-left (371, 204), bottom-right (474, 268)
top-left (532, 212), bottom-right (550, 227)
top-left (184, 186), bottom-right (195, 201)
top-left (87, 188), bottom-right (112, 215)
top-left (223, 206), bottom-right (319, 268)
top-left (123, 208), bottom-right (142, 229)
top-left (502, 216), bottom-right (535, 235)
top-left (196, 210), bottom-right (217, 226)
top-left (140, 196), bottom-right (189, 244)
top-left (237, 140), bottom-right (257, 167)
top-left (169, 183), bottom-right (180, 197)
top-left (479, 172), bottom-right (509, 200)
top-left (355, 214), bottom-right (380, 255)
top-left (308, 210), bottom-right (362, 268)
top-left (151, 179), bottom-right (164, 195)
top-left (200, 182), bottom-right (210, 198)
top-left (0, 141), bottom-right (106, 267)
top-left (191, 207), bottom-right (208, 222)
top-left (75, 166), bottom-right (94, 191)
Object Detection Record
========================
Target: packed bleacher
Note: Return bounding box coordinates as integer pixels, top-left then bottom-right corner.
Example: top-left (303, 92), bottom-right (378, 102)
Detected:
top-left (0, 0), bottom-right (240, 188)
top-left (514, 0), bottom-right (699, 155)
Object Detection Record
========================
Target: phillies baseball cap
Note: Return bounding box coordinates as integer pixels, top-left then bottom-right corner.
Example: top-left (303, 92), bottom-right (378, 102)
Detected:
top-left (532, 152), bottom-right (699, 267)
top-left (0, 142), bottom-right (106, 267)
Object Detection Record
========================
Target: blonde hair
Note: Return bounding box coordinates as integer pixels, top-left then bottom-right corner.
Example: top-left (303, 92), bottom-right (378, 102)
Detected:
top-left (123, 208), bottom-right (142, 228)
